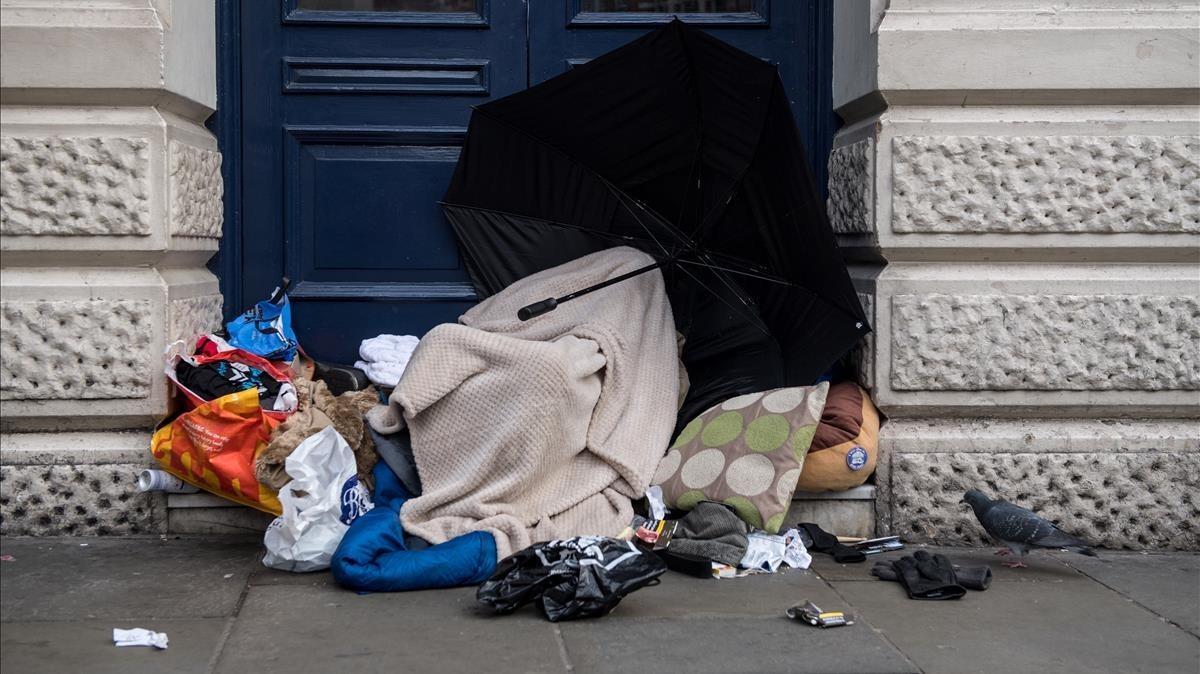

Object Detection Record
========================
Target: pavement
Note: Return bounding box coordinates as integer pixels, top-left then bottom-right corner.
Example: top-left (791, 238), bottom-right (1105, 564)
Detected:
top-left (1, 536), bottom-right (1197, 674)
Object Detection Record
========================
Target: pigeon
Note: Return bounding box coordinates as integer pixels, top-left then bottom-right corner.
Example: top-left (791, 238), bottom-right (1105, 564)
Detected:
top-left (961, 489), bottom-right (1097, 568)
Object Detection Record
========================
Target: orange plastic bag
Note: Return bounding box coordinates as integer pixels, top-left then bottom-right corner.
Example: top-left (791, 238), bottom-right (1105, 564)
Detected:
top-left (151, 388), bottom-right (282, 514)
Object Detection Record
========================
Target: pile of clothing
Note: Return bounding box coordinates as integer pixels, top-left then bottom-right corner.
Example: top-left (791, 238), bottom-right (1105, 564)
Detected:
top-left (150, 288), bottom-right (388, 528)
top-left (146, 249), bottom-right (893, 620)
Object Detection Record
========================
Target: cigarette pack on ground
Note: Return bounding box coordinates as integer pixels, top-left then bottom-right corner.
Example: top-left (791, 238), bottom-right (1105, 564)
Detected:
top-left (786, 601), bottom-right (854, 628)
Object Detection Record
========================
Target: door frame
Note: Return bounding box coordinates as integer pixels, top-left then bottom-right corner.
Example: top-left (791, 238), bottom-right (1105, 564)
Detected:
top-left (211, 0), bottom-right (837, 322)
top-left (211, 0), bottom-right (244, 322)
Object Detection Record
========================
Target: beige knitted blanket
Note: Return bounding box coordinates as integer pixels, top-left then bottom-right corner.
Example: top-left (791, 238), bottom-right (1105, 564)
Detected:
top-left (366, 247), bottom-right (680, 558)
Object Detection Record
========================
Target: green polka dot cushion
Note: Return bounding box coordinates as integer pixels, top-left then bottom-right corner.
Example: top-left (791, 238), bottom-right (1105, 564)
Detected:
top-left (652, 383), bottom-right (830, 533)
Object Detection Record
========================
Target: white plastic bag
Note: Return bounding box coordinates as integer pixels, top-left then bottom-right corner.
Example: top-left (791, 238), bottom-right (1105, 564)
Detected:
top-left (262, 426), bottom-right (374, 572)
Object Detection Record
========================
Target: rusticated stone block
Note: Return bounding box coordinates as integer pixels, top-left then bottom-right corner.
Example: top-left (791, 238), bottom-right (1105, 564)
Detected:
top-left (168, 141), bottom-right (223, 238)
top-left (0, 136), bottom-right (151, 236)
top-left (828, 139), bottom-right (872, 234)
top-left (890, 451), bottom-right (1200, 550)
top-left (0, 299), bottom-right (153, 400)
top-left (168, 294), bottom-right (224, 347)
top-left (847, 291), bottom-right (875, 390)
top-left (891, 294), bottom-right (1200, 391)
top-left (892, 135), bottom-right (1200, 233)
top-left (0, 463), bottom-right (166, 535)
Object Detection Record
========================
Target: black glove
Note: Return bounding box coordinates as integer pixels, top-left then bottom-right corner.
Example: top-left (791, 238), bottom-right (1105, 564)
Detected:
top-left (872, 551), bottom-right (964, 600)
top-left (952, 564), bottom-right (992, 591)
top-left (872, 554), bottom-right (993, 595)
top-left (798, 523), bottom-right (865, 563)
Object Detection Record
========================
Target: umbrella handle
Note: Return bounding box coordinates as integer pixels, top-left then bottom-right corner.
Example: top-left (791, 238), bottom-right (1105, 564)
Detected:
top-left (516, 260), bottom-right (664, 321)
top-left (518, 297), bottom-right (558, 321)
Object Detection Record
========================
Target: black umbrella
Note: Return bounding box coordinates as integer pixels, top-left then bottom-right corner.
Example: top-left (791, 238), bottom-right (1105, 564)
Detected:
top-left (442, 20), bottom-right (869, 429)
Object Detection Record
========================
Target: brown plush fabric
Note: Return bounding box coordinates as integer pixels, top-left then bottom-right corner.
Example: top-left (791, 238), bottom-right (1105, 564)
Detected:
top-left (796, 382), bottom-right (880, 493)
top-left (256, 372), bottom-right (379, 492)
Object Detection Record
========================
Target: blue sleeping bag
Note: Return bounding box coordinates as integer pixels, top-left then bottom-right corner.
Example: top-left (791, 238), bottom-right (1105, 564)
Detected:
top-left (331, 460), bottom-right (496, 592)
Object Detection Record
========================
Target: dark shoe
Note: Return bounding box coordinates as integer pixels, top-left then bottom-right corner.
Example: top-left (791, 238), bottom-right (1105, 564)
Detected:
top-left (313, 361), bottom-right (371, 396)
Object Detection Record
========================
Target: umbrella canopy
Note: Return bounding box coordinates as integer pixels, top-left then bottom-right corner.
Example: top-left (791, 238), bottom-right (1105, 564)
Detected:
top-left (442, 19), bottom-right (869, 429)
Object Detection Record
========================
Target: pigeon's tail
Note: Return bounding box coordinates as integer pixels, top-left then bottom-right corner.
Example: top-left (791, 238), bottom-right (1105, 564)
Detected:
top-left (1067, 545), bottom-right (1098, 557)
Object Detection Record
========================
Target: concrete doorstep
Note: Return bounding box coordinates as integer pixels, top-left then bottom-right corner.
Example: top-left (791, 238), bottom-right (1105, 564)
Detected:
top-left (1, 537), bottom-right (1197, 674)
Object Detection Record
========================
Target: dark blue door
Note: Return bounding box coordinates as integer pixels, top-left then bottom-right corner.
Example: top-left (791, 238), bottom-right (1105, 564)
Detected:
top-left (231, 0), bottom-right (831, 364)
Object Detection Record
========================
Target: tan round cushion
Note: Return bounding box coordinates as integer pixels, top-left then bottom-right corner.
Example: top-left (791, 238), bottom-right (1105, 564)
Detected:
top-left (795, 382), bottom-right (879, 492)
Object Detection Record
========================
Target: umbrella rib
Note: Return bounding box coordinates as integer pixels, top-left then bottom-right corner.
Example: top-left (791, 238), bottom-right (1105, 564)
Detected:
top-left (692, 253), bottom-right (772, 326)
top-left (675, 258), bottom-right (793, 287)
top-left (672, 263), bottom-right (771, 336)
top-left (607, 187), bottom-right (687, 261)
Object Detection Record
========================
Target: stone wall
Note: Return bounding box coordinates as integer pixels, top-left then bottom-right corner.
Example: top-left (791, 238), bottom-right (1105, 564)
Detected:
top-left (832, 1), bottom-right (1200, 549)
top-left (0, 1), bottom-right (221, 534)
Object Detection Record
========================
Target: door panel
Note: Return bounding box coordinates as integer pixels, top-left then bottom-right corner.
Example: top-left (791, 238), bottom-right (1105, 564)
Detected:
top-left (239, 0), bottom-right (525, 363)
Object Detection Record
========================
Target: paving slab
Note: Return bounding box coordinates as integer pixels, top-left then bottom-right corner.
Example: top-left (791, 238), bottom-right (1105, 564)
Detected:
top-left (558, 616), bottom-right (917, 674)
top-left (0, 618), bottom-right (227, 674)
top-left (833, 572), bottom-right (1200, 674)
top-left (549, 569), bottom-right (916, 673)
top-left (0, 537), bottom-right (261, 621)
top-left (247, 565), bottom-right (337, 587)
top-left (1053, 550), bottom-right (1200, 636)
top-left (608, 568), bottom-right (847, 618)
top-left (808, 545), bottom-right (1082, 583)
top-left (215, 583), bottom-right (565, 674)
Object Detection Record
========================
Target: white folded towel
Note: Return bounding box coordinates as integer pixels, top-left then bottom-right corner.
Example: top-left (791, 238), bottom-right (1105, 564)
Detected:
top-left (354, 334), bottom-right (419, 387)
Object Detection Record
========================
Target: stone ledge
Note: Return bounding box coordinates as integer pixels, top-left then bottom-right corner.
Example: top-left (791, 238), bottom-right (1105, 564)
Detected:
top-left (875, 5), bottom-right (1198, 102)
top-left (1, 431), bottom-right (154, 465)
top-left (0, 2), bottom-right (215, 116)
top-left (879, 418), bottom-right (1200, 455)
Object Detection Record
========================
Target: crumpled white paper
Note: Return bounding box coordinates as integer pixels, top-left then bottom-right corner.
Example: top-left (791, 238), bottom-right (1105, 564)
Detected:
top-left (781, 528), bottom-right (812, 570)
top-left (738, 529), bottom-right (812, 572)
top-left (740, 531), bottom-right (787, 572)
top-left (262, 426), bottom-right (374, 572)
top-left (113, 627), bottom-right (168, 650)
top-left (644, 485), bottom-right (667, 520)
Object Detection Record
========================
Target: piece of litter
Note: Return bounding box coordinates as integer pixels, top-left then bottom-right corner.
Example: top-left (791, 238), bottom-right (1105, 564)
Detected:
top-left (223, 573), bottom-right (234, 579)
top-left (113, 627), bottom-right (168, 650)
top-left (786, 601), bottom-right (854, 628)
top-left (644, 485), bottom-right (667, 520)
top-left (0, 555), bottom-right (13, 562)
top-left (80, 543), bottom-right (89, 547)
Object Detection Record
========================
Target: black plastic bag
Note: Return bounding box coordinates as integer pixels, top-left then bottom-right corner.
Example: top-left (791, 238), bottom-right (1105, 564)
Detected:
top-left (476, 537), bottom-right (667, 622)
